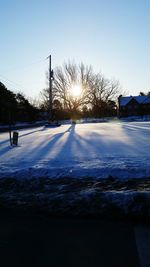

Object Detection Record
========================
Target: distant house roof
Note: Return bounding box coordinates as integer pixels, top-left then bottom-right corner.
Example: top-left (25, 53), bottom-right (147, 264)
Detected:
top-left (120, 96), bottom-right (132, 106)
top-left (120, 95), bottom-right (150, 106)
top-left (143, 96), bottom-right (150, 104)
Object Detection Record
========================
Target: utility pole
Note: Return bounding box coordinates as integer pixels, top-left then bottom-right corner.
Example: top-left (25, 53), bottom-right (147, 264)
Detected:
top-left (47, 55), bottom-right (53, 122)
top-left (8, 112), bottom-right (12, 146)
top-left (8, 103), bottom-right (12, 146)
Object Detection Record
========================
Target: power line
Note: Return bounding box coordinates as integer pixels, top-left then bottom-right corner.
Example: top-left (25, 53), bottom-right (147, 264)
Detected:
top-left (0, 74), bottom-right (27, 91)
top-left (0, 58), bottom-right (46, 74)
top-left (0, 56), bottom-right (49, 94)
top-left (0, 74), bottom-right (44, 92)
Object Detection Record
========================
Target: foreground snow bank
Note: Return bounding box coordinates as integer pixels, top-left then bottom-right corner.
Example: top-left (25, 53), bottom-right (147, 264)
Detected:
top-left (0, 122), bottom-right (150, 179)
top-left (0, 177), bottom-right (150, 219)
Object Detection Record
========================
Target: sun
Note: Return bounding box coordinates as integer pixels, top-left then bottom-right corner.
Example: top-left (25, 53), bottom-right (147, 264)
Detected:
top-left (70, 84), bottom-right (82, 97)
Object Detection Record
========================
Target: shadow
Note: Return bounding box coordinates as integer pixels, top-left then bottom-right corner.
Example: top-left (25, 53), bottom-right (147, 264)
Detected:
top-left (0, 139), bottom-right (9, 146)
top-left (48, 123), bottom-right (91, 161)
top-left (18, 127), bottom-right (47, 138)
top-left (0, 146), bottom-right (12, 156)
top-left (13, 124), bottom-right (77, 163)
top-left (55, 122), bottom-right (148, 160)
top-left (0, 125), bottom-right (69, 158)
top-left (0, 127), bottom-right (46, 146)
top-left (1, 122), bottom-right (149, 170)
top-left (66, 124), bottom-right (76, 133)
top-left (0, 218), bottom-right (139, 267)
top-left (120, 123), bottom-right (150, 154)
top-left (16, 125), bottom-right (73, 161)
top-left (122, 122), bottom-right (150, 132)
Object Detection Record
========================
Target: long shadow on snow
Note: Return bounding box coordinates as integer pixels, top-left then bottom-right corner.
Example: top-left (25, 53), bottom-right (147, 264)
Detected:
top-left (20, 125), bottom-right (75, 162)
top-left (51, 124), bottom-right (90, 162)
top-left (121, 124), bottom-right (150, 155)
top-left (49, 124), bottom-right (135, 164)
top-left (0, 127), bottom-right (46, 147)
top-left (33, 123), bottom-right (135, 164)
top-left (2, 123), bottom-right (149, 170)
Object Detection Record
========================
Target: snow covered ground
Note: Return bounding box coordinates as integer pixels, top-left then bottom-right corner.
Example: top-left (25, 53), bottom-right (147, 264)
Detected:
top-left (0, 121), bottom-right (150, 218)
top-left (0, 121), bottom-right (150, 179)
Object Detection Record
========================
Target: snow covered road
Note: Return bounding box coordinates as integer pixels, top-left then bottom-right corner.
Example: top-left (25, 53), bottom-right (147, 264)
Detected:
top-left (0, 121), bottom-right (150, 179)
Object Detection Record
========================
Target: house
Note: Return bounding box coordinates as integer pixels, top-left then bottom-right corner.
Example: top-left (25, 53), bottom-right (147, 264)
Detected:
top-left (118, 95), bottom-right (150, 117)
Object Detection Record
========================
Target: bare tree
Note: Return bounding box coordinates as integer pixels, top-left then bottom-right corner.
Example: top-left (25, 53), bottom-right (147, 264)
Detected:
top-left (28, 96), bottom-right (41, 109)
top-left (52, 61), bottom-right (93, 111)
top-left (40, 60), bottom-right (122, 118)
top-left (40, 88), bottom-right (49, 111)
top-left (88, 74), bottom-right (120, 103)
top-left (87, 73), bottom-right (120, 116)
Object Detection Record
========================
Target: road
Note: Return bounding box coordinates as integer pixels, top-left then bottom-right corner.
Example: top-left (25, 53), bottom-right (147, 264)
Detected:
top-left (0, 216), bottom-right (149, 267)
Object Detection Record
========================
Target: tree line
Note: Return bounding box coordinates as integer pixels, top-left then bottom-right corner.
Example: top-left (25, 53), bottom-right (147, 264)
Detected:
top-left (0, 82), bottom-right (39, 124)
top-left (1, 61), bottom-right (124, 124)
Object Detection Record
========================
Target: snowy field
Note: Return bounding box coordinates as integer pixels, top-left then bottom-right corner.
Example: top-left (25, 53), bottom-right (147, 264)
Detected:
top-left (0, 121), bottom-right (150, 179)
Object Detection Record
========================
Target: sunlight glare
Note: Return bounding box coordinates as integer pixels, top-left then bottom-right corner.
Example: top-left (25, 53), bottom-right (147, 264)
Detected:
top-left (70, 85), bottom-right (82, 97)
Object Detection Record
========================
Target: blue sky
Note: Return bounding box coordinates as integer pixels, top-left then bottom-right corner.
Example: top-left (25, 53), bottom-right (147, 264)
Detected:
top-left (0, 0), bottom-right (150, 98)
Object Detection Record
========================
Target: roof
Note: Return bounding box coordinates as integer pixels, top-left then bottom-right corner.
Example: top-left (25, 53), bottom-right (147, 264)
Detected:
top-left (142, 96), bottom-right (150, 104)
top-left (119, 96), bottom-right (132, 106)
top-left (120, 95), bottom-right (150, 106)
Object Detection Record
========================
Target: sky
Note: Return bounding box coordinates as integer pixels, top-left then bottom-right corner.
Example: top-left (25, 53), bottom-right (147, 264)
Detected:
top-left (0, 0), bottom-right (150, 98)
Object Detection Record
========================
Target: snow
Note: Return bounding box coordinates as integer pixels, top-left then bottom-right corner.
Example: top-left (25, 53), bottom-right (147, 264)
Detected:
top-left (0, 120), bottom-right (46, 132)
top-left (0, 121), bottom-right (150, 179)
top-left (120, 96), bottom-right (132, 106)
top-left (134, 96), bottom-right (149, 104)
top-left (1, 121), bottom-right (150, 219)
top-left (143, 96), bottom-right (150, 104)
top-left (120, 95), bottom-right (150, 106)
